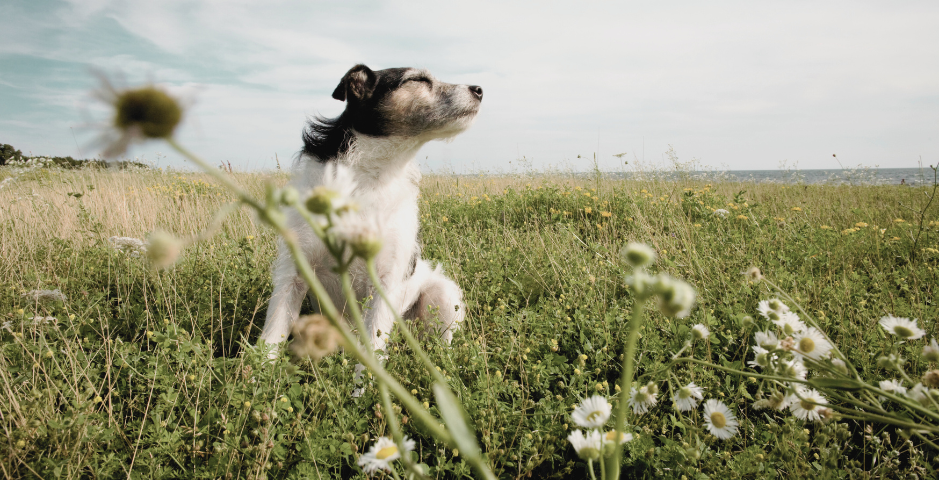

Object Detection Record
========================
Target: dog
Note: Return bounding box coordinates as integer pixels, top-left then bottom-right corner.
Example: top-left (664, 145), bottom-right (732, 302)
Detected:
top-left (259, 64), bottom-right (482, 362)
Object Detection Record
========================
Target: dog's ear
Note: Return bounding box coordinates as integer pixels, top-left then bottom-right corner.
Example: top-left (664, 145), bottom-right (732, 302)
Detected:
top-left (332, 64), bottom-right (377, 102)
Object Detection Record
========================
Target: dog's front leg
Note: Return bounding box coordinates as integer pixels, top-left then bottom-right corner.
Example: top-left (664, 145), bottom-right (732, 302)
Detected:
top-left (259, 246), bottom-right (309, 355)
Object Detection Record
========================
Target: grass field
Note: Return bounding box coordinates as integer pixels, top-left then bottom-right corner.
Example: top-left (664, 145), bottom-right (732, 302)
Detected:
top-left (1, 164), bottom-right (938, 479)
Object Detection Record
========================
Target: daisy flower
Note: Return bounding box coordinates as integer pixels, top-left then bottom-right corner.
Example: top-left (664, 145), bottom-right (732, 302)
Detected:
top-left (567, 429), bottom-right (602, 460)
top-left (627, 386), bottom-right (658, 414)
top-left (906, 383), bottom-right (929, 405)
top-left (672, 382), bottom-right (704, 411)
top-left (773, 311), bottom-right (806, 335)
top-left (754, 330), bottom-right (778, 350)
top-left (879, 315), bottom-right (925, 341)
top-left (748, 346), bottom-right (773, 369)
top-left (357, 436), bottom-right (415, 474)
top-left (571, 395), bottom-right (612, 428)
top-left (702, 399), bottom-right (738, 439)
top-left (791, 328), bottom-right (832, 360)
top-left (691, 324), bottom-right (710, 340)
top-left (780, 359), bottom-right (807, 381)
top-left (788, 388), bottom-right (828, 422)
top-left (91, 73), bottom-right (184, 158)
top-left (306, 162), bottom-right (359, 216)
top-left (923, 339), bottom-right (939, 362)
top-left (713, 208), bottom-right (730, 218)
top-left (757, 299), bottom-right (790, 320)
top-left (621, 243), bottom-right (656, 268)
top-left (878, 379), bottom-right (907, 401)
top-left (602, 430), bottom-right (634, 445)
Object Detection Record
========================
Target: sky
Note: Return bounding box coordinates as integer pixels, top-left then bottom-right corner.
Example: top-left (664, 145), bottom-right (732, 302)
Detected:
top-left (1, 0), bottom-right (938, 173)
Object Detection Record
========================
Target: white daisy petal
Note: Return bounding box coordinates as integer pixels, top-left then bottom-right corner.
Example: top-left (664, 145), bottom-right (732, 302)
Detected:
top-left (879, 315), bottom-right (925, 341)
top-left (571, 395), bottom-right (612, 428)
top-left (702, 399), bottom-right (738, 439)
top-left (787, 388), bottom-right (828, 422)
top-left (672, 382), bottom-right (705, 411)
top-left (791, 328), bottom-right (832, 361)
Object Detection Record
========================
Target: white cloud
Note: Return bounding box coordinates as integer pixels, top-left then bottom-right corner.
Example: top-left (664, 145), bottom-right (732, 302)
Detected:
top-left (3, 1), bottom-right (939, 170)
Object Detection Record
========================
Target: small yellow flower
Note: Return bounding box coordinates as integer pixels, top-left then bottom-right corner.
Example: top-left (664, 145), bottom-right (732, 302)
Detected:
top-left (820, 225), bottom-right (832, 230)
top-left (574, 368), bottom-right (582, 375)
top-left (246, 235), bottom-right (254, 240)
top-left (600, 211), bottom-right (612, 217)
top-left (17, 309), bottom-right (24, 315)
top-left (894, 218), bottom-right (906, 223)
top-left (693, 223), bottom-right (702, 228)
top-left (441, 216), bottom-right (448, 222)
top-left (855, 222), bottom-right (868, 228)
top-left (93, 396), bottom-right (103, 403)
top-left (244, 401), bottom-right (251, 408)
top-left (791, 207), bottom-right (802, 212)
top-left (584, 207), bottom-right (593, 214)
top-left (842, 228), bottom-right (858, 235)
top-left (736, 215), bottom-right (747, 220)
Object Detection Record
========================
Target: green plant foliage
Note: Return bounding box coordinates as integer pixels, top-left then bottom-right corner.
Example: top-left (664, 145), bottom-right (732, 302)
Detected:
top-left (1, 172), bottom-right (938, 478)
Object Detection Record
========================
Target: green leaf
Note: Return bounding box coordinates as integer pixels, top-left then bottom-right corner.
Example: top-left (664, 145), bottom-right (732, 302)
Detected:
top-left (808, 377), bottom-right (863, 392)
top-left (433, 382), bottom-right (481, 461)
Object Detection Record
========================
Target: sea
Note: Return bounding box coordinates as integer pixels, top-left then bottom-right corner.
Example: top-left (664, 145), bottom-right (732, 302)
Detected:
top-left (604, 167), bottom-right (935, 186)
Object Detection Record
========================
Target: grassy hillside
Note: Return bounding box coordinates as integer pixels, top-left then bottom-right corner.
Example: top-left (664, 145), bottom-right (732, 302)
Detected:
top-left (1, 165), bottom-right (937, 478)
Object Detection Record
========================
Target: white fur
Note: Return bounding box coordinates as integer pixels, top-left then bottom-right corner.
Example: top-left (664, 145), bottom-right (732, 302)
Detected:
top-left (259, 134), bottom-right (466, 357)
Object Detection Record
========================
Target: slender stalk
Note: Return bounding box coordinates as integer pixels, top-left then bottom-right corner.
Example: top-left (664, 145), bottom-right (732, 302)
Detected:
top-left (365, 260), bottom-right (447, 386)
top-left (608, 298), bottom-right (646, 480)
top-left (167, 137), bottom-right (454, 445)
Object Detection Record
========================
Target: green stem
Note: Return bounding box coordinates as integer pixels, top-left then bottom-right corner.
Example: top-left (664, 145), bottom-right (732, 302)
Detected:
top-left (608, 298), bottom-right (646, 480)
top-left (588, 459), bottom-right (598, 480)
top-left (366, 260), bottom-right (448, 386)
top-left (166, 137), bottom-right (454, 446)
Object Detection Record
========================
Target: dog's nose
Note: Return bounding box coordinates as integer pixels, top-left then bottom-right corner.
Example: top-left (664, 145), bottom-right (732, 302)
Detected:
top-left (469, 85), bottom-right (483, 100)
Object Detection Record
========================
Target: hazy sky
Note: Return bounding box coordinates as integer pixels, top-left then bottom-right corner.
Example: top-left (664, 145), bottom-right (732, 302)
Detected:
top-left (2, 1), bottom-right (937, 172)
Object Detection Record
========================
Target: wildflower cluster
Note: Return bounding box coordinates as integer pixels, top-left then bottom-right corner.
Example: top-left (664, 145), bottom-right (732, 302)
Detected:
top-left (566, 396), bottom-right (633, 472)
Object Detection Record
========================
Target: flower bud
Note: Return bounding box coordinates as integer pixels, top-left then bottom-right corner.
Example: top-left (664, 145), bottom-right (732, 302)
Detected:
top-left (654, 275), bottom-right (696, 318)
top-left (114, 87), bottom-right (182, 139)
top-left (280, 187), bottom-right (300, 206)
top-left (146, 230), bottom-right (182, 269)
top-left (830, 358), bottom-right (848, 375)
top-left (744, 266), bottom-right (763, 283)
top-left (620, 243), bottom-right (656, 269)
top-left (305, 187), bottom-right (340, 214)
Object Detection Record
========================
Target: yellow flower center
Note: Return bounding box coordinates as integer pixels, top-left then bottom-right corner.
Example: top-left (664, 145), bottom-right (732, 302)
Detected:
top-left (800, 399), bottom-right (816, 411)
top-left (894, 326), bottom-right (914, 338)
top-left (605, 431), bottom-right (620, 441)
top-left (678, 387), bottom-right (692, 399)
top-left (798, 337), bottom-right (815, 353)
top-left (376, 445), bottom-right (398, 460)
top-left (586, 411), bottom-right (603, 422)
top-left (710, 412), bottom-right (727, 429)
top-left (783, 323), bottom-right (795, 335)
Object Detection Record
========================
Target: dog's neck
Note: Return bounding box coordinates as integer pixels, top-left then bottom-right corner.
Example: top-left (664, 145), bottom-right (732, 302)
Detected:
top-left (338, 132), bottom-right (424, 185)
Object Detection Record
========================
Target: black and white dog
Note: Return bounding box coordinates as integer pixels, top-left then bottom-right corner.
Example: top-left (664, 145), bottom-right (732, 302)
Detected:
top-left (259, 64), bottom-right (482, 359)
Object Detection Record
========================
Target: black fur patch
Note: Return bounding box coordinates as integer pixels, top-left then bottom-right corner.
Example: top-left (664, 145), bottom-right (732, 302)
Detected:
top-left (302, 65), bottom-right (411, 162)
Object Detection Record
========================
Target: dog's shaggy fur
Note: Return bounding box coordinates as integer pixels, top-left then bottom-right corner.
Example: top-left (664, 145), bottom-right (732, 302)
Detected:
top-left (259, 64), bottom-right (483, 357)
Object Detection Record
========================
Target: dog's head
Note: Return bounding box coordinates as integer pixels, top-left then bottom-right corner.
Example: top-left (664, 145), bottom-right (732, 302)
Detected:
top-left (332, 64), bottom-right (483, 141)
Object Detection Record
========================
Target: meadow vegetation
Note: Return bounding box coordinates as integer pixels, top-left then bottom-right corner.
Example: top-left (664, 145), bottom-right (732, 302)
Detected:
top-left (1, 163), bottom-right (938, 479)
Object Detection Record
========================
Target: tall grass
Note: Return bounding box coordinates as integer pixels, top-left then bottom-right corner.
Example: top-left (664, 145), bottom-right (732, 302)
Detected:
top-left (1, 165), bottom-right (937, 478)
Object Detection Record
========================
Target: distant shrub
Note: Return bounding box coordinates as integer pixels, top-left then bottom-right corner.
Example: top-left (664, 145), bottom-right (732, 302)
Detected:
top-left (0, 143), bottom-right (149, 170)
top-left (0, 143), bottom-right (23, 165)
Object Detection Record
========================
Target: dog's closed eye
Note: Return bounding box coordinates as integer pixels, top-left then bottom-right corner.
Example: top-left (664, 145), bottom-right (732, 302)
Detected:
top-left (407, 77), bottom-right (432, 86)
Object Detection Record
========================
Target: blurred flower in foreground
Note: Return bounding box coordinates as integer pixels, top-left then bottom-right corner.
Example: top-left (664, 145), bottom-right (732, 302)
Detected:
top-left (567, 430), bottom-right (602, 461)
top-left (691, 324), bottom-right (710, 341)
top-left (291, 314), bottom-right (344, 361)
top-left (879, 315), bottom-right (925, 341)
top-left (357, 436), bottom-right (415, 474)
top-left (146, 230), bottom-right (183, 269)
top-left (93, 74), bottom-right (183, 158)
top-left (923, 339), bottom-right (939, 362)
top-left (703, 399), bottom-right (738, 439)
top-left (571, 395), bottom-right (612, 428)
